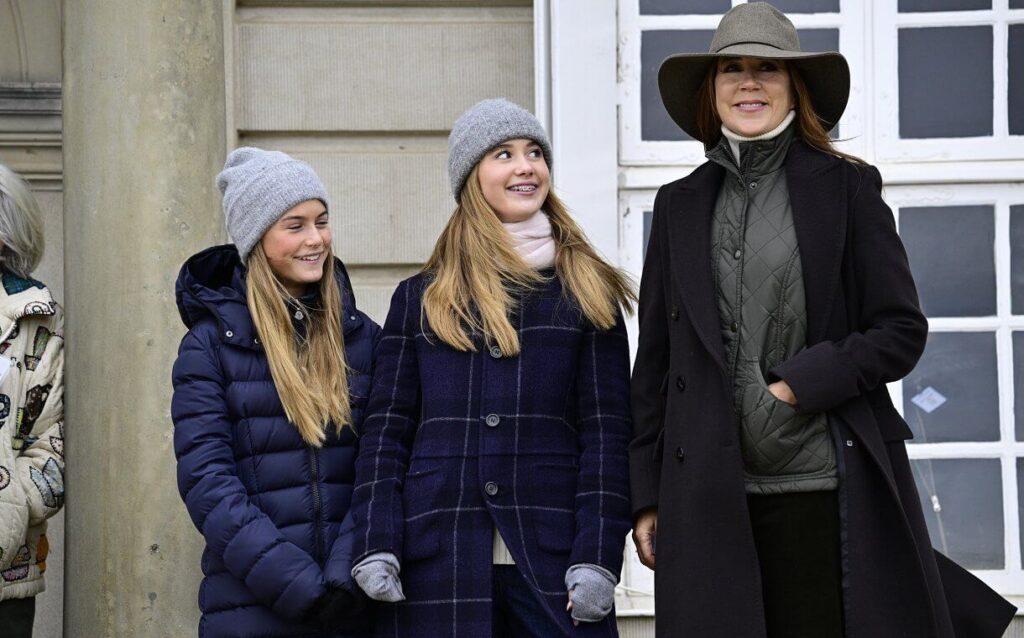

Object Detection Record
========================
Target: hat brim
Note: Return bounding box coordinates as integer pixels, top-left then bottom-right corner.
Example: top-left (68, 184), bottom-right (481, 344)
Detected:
top-left (658, 47), bottom-right (850, 142)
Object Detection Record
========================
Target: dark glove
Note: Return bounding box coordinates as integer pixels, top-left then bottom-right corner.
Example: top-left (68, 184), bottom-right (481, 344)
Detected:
top-left (306, 586), bottom-right (372, 634)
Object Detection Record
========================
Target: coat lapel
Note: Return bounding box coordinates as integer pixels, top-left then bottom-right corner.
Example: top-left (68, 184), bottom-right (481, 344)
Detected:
top-left (666, 163), bottom-right (728, 373)
top-left (786, 142), bottom-right (847, 345)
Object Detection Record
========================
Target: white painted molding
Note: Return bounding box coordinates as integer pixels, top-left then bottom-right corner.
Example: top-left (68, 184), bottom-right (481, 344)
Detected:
top-left (548, 0), bottom-right (619, 263)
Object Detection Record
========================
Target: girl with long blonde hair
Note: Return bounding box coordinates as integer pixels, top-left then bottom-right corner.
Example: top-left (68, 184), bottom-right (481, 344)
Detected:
top-left (350, 99), bottom-right (635, 637)
top-left (171, 148), bottom-right (379, 637)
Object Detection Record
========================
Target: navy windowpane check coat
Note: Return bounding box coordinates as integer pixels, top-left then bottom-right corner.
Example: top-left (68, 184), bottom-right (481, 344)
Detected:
top-left (350, 272), bottom-right (632, 637)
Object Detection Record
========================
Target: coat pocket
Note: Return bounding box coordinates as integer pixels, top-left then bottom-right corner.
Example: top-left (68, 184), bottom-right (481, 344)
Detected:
top-left (530, 463), bottom-right (578, 555)
top-left (401, 465), bottom-right (446, 562)
top-left (870, 403), bottom-right (914, 442)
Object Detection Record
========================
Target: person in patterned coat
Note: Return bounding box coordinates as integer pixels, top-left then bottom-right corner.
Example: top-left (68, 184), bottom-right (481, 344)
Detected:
top-left (349, 99), bottom-right (636, 637)
top-left (171, 148), bottom-right (379, 637)
top-left (0, 164), bottom-right (64, 637)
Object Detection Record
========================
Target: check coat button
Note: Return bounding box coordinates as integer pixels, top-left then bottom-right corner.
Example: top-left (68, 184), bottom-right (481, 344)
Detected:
top-left (489, 346), bottom-right (502, 359)
top-left (484, 482), bottom-right (499, 496)
top-left (485, 414), bottom-right (500, 427)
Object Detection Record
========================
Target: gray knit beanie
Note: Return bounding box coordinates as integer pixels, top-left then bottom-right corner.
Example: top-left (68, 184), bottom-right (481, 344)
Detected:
top-left (447, 98), bottom-right (553, 200)
top-left (216, 147), bottom-right (329, 262)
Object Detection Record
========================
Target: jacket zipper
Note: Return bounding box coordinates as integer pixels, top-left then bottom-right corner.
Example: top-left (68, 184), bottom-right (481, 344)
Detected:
top-left (308, 446), bottom-right (324, 563)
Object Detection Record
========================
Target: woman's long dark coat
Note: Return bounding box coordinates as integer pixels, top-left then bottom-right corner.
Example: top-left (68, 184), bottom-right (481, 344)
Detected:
top-left (629, 141), bottom-right (1016, 637)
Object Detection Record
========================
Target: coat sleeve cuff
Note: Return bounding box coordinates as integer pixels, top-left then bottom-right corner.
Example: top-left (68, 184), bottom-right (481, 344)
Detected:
top-left (769, 341), bottom-right (861, 413)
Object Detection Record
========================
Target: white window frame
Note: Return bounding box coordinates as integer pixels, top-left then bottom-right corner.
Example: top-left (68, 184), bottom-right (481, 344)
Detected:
top-left (872, 2), bottom-right (1024, 164)
top-left (885, 182), bottom-right (1024, 599)
top-left (618, 0), bottom-right (867, 170)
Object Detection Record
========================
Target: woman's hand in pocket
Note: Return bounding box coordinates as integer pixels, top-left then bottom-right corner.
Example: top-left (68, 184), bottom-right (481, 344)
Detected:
top-left (768, 380), bottom-right (797, 406)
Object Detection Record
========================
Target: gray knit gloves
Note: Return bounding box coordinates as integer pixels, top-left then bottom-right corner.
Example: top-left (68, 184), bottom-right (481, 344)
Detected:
top-left (351, 552), bottom-right (406, 602)
top-left (565, 563), bottom-right (617, 623)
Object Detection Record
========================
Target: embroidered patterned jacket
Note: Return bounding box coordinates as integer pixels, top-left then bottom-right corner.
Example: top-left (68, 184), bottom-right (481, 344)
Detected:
top-left (0, 270), bottom-right (64, 601)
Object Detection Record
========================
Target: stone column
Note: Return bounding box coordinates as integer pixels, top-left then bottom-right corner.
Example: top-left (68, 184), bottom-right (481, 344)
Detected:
top-left (61, 1), bottom-right (226, 634)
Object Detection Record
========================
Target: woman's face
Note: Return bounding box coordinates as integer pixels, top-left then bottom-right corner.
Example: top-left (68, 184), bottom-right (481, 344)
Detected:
top-left (714, 57), bottom-right (793, 137)
top-left (476, 138), bottom-right (550, 223)
top-left (259, 199), bottom-right (331, 297)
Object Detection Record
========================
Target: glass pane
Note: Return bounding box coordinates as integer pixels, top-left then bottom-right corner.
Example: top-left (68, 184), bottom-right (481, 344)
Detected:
top-left (898, 27), bottom-right (993, 138)
top-left (900, 205), bottom-right (995, 317)
top-left (1013, 206), bottom-right (1024, 314)
top-left (1011, 25), bottom-right (1024, 135)
top-left (641, 30), bottom-right (715, 141)
top-left (913, 458), bottom-right (1003, 570)
top-left (903, 332), bottom-right (999, 442)
top-left (640, 0), bottom-right (730, 14)
top-left (643, 210), bottom-right (653, 261)
top-left (756, 0), bottom-right (839, 11)
top-left (899, 0), bottom-right (990, 10)
top-left (1012, 0), bottom-right (1024, 8)
top-left (1015, 333), bottom-right (1024, 440)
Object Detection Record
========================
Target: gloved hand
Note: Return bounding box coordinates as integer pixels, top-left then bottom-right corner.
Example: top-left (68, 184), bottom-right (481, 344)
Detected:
top-left (306, 585), bottom-right (372, 633)
top-left (565, 563), bottom-right (617, 623)
top-left (351, 552), bottom-right (405, 602)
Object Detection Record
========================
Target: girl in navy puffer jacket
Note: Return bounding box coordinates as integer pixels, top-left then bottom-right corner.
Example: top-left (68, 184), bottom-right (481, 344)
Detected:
top-left (171, 148), bottom-right (379, 637)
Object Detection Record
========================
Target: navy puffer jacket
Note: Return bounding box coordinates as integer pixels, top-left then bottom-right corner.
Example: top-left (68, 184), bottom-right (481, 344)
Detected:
top-left (171, 245), bottom-right (379, 637)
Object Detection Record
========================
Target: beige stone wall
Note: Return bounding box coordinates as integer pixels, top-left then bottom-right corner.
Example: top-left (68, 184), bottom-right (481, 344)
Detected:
top-left (230, 2), bottom-right (534, 323)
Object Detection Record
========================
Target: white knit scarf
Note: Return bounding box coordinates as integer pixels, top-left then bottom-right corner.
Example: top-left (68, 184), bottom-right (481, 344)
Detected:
top-left (502, 210), bottom-right (556, 269)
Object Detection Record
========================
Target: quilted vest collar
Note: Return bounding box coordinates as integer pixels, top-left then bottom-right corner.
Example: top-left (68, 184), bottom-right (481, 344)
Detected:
top-left (706, 121), bottom-right (795, 180)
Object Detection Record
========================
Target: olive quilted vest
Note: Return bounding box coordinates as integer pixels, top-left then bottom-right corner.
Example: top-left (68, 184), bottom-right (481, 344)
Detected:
top-left (708, 125), bottom-right (837, 495)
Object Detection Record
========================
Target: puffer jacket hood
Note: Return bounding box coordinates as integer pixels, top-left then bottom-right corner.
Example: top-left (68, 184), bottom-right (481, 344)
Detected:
top-left (175, 244), bottom-right (365, 349)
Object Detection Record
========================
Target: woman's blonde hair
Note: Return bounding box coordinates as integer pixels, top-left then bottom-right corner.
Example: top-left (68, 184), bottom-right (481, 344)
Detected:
top-left (694, 60), bottom-right (864, 164)
top-left (422, 164), bottom-right (636, 356)
top-left (246, 244), bottom-right (350, 447)
top-left (0, 164), bottom-right (44, 278)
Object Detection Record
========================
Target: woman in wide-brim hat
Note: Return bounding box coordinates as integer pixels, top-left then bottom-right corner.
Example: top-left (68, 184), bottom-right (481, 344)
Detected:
top-left (628, 3), bottom-right (1015, 637)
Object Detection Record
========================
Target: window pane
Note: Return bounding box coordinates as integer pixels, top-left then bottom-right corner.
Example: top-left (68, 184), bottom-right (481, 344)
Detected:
top-left (903, 332), bottom-right (999, 442)
top-left (898, 27), bottom-right (993, 138)
top-left (1015, 333), bottom-right (1024, 440)
top-left (640, 0), bottom-right (730, 14)
top-left (900, 205), bottom-right (995, 317)
top-left (643, 210), bottom-right (654, 261)
top-left (913, 458), bottom-right (1003, 570)
top-left (755, 0), bottom-right (840, 12)
top-left (1013, 206), bottom-right (1024, 314)
top-left (1010, 25), bottom-right (1024, 135)
top-left (899, 0), bottom-right (990, 10)
top-left (1012, 0), bottom-right (1024, 8)
top-left (641, 30), bottom-right (714, 141)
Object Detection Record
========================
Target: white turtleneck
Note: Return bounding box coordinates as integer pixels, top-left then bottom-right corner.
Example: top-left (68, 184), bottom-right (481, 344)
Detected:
top-left (722, 109), bottom-right (797, 165)
top-left (502, 209), bottom-right (556, 270)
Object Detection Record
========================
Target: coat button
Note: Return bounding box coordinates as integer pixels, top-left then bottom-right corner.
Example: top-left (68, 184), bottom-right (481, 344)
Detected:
top-left (749, 181), bottom-right (758, 190)
top-left (676, 376), bottom-right (686, 392)
top-left (489, 346), bottom-right (502, 359)
top-left (676, 447), bottom-right (685, 462)
top-left (730, 322), bottom-right (738, 332)
top-left (225, 330), bottom-right (234, 338)
top-left (670, 305), bottom-right (679, 321)
top-left (484, 482), bottom-right (499, 496)
top-left (733, 248), bottom-right (742, 260)
top-left (485, 414), bottom-right (500, 427)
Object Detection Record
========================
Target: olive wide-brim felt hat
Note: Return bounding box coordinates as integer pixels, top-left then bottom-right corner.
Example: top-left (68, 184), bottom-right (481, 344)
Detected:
top-left (658, 2), bottom-right (850, 142)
